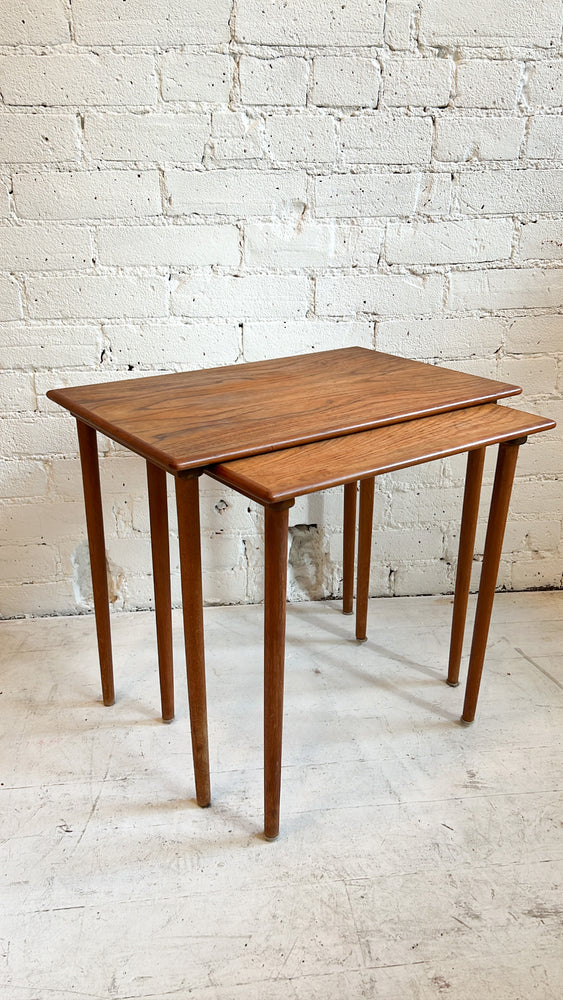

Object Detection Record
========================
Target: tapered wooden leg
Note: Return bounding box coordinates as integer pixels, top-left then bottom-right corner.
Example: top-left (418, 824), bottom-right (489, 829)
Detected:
top-left (264, 501), bottom-right (292, 841)
top-left (447, 447), bottom-right (486, 687)
top-left (175, 475), bottom-right (210, 807)
top-left (462, 440), bottom-right (524, 724)
top-left (147, 461), bottom-right (174, 722)
top-left (342, 481), bottom-right (357, 614)
top-left (356, 477), bottom-right (375, 642)
top-left (76, 419), bottom-right (115, 707)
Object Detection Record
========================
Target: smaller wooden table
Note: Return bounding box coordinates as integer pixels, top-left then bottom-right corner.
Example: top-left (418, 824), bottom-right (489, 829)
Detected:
top-left (210, 403), bottom-right (555, 839)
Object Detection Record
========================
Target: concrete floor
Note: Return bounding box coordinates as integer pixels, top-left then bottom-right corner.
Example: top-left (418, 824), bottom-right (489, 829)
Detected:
top-left (0, 591), bottom-right (562, 999)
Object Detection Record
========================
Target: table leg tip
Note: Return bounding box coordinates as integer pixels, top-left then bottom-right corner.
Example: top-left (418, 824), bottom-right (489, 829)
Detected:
top-left (446, 680), bottom-right (460, 688)
top-left (103, 697), bottom-right (116, 707)
top-left (162, 715), bottom-right (175, 724)
top-left (342, 609), bottom-right (353, 616)
top-left (460, 716), bottom-right (474, 726)
top-left (264, 832), bottom-right (279, 842)
top-left (356, 636), bottom-right (368, 643)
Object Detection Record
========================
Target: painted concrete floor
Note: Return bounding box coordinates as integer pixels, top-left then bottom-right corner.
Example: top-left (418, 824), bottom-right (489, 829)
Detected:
top-left (0, 591), bottom-right (562, 1000)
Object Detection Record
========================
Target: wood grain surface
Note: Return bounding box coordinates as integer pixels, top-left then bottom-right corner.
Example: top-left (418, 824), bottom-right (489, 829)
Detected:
top-left (208, 404), bottom-right (555, 505)
top-left (47, 348), bottom-right (521, 473)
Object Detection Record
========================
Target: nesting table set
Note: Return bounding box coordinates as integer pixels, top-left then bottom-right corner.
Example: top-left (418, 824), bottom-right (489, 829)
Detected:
top-left (48, 348), bottom-right (555, 839)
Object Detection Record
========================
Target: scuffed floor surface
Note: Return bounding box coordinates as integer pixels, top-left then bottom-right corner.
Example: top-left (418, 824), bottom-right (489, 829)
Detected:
top-left (1, 592), bottom-right (562, 1000)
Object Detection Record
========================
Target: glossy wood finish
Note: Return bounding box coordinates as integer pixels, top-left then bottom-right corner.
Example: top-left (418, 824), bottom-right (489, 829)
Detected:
top-left (209, 404), bottom-right (555, 505)
top-left (146, 461), bottom-right (174, 722)
top-left (462, 440), bottom-right (524, 724)
top-left (76, 419), bottom-right (115, 707)
top-left (342, 482), bottom-right (357, 614)
top-left (447, 448), bottom-right (486, 688)
top-left (356, 478), bottom-right (375, 642)
top-left (47, 349), bottom-right (521, 474)
top-left (175, 475), bottom-right (210, 807)
top-left (264, 502), bottom-right (293, 841)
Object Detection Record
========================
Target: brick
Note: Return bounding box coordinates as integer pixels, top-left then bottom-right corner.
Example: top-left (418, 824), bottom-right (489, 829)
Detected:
top-left (376, 317), bottom-right (503, 359)
top-left (0, 372), bottom-right (35, 412)
top-left (26, 275), bottom-right (169, 320)
top-left (505, 315), bottom-right (563, 354)
top-left (264, 113), bottom-right (337, 164)
top-left (84, 112), bottom-right (210, 163)
top-left (340, 113), bottom-right (432, 164)
top-left (0, 224), bottom-right (93, 270)
top-left (527, 116), bottom-right (563, 159)
top-left (0, 0), bottom-right (70, 44)
top-left (244, 221), bottom-right (383, 267)
top-left (386, 218), bottom-right (513, 265)
top-left (511, 556), bottom-right (563, 591)
top-left (0, 459), bottom-right (48, 499)
top-left (0, 580), bottom-right (76, 617)
top-left (311, 57), bottom-right (380, 108)
top-left (0, 324), bottom-right (102, 369)
top-left (435, 115), bottom-right (525, 161)
top-left (0, 113), bottom-right (79, 163)
top-left (0, 416), bottom-right (78, 457)
top-left (316, 273), bottom-right (444, 316)
top-left (0, 55), bottom-right (156, 107)
top-left (165, 168), bottom-right (306, 217)
top-left (516, 437), bottom-right (562, 477)
top-left (243, 320), bottom-right (374, 362)
top-left (448, 268), bottom-right (563, 312)
top-left (209, 110), bottom-right (264, 164)
top-left (511, 479), bottom-right (563, 516)
top-left (441, 355), bottom-right (498, 381)
top-left (389, 485), bottom-right (463, 526)
top-left (385, 0), bottom-right (416, 50)
top-left (392, 560), bottom-right (452, 597)
top-left (0, 277), bottom-right (23, 321)
top-left (103, 321), bottom-right (241, 370)
top-left (519, 221), bottom-right (563, 261)
top-left (73, 0), bottom-right (230, 44)
top-left (454, 60), bottom-right (523, 109)
top-left (13, 170), bottom-right (161, 220)
top-left (419, 0), bottom-right (561, 48)
top-left (0, 500), bottom-right (90, 544)
top-left (457, 168), bottom-right (563, 215)
top-left (0, 543), bottom-right (58, 583)
top-left (498, 355), bottom-right (557, 396)
top-left (382, 58), bottom-right (453, 108)
top-left (49, 454), bottom-right (147, 501)
top-left (316, 172), bottom-right (416, 218)
top-left (527, 61), bottom-right (563, 107)
top-left (161, 53), bottom-right (232, 103)
top-left (172, 274), bottom-right (309, 319)
top-left (235, 0), bottom-right (384, 45)
top-left (97, 224), bottom-right (240, 266)
top-left (243, 221), bottom-right (367, 268)
top-left (239, 57), bottom-right (309, 107)
top-left (372, 525), bottom-right (444, 563)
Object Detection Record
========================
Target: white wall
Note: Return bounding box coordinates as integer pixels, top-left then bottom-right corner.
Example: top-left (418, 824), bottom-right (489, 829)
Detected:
top-left (0, 0), bottom-right (561, 617)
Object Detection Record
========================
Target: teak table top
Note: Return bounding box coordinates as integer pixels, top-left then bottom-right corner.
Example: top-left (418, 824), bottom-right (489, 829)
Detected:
top-left (47, 348), bottom-right (521, 473)
top-left (209, 404), bottom-right (556, 505)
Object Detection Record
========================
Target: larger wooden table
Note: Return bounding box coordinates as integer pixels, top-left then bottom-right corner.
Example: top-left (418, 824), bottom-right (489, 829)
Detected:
top-left (48, 348), bottom-right (530, 834)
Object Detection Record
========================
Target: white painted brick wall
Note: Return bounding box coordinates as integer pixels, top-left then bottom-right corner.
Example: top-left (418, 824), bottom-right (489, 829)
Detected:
top-left (1, 0), bottom-right (561, 618)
